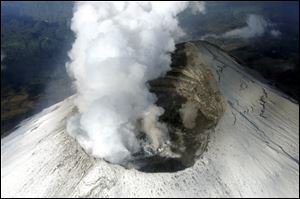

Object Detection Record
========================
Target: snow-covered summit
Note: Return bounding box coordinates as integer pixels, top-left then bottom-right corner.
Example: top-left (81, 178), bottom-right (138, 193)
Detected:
top-left (1, 41), bottom-right (298, 197)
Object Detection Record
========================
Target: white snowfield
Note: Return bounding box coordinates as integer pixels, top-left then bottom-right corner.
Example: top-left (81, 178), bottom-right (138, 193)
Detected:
top-left (1, 41), bottom-right (299, 198)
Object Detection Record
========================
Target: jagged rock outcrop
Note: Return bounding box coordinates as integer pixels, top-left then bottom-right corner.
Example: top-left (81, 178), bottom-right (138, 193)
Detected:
top-left (1, 41), bottom-right (298, 197)
top-left (138, 42), bottom-right (225, 172)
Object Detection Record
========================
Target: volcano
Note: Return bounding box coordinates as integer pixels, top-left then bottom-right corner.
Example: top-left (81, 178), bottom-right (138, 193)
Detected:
top-left (1, 41), bottom-right (298, 197)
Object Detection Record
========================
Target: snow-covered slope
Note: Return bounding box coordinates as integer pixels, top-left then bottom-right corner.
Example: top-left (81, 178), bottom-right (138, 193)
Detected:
top-left (1, 41), bottom-right (299, 198)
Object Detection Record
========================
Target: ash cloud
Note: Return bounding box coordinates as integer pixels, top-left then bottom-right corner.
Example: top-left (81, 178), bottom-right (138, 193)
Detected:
top-left (66, 2), bottom-right (205, 164)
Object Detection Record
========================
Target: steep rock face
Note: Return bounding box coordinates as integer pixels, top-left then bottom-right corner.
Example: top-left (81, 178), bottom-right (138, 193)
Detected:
top-left (1, 41), bottom-right (299, 197)
top-left (139, 42), bottom-right (225, 171)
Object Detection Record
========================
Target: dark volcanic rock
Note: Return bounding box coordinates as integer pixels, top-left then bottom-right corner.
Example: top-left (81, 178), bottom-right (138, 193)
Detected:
top-left (133, 42), bottom-right (225, 172)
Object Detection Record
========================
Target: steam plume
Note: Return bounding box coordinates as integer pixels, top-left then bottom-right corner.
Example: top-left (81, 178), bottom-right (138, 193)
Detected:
top-left (202, 14), bottom-right (281, 40)
top-left (223, 14), bottom-right (269, 39)
top-left (66, 2), bottom-right (205, 163)
top-left (1, 50), bottom-right (5, 71)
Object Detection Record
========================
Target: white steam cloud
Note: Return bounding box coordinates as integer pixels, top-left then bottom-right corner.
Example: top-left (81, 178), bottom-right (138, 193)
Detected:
top-left (66, 2), bottom-right (205, 164)
top-left (270, 29), bottom-right (281, 38)
top-left (190, 1), bottom-right (206, 15)
top-left (202, 14), bottom-right (281, 40)
top-left (223, 14), bottom-right (270, 39)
